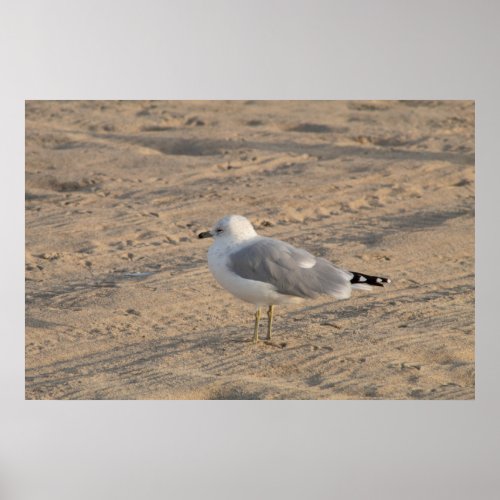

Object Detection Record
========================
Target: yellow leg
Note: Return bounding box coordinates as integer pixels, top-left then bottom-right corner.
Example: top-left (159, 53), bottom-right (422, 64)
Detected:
top-left (267, 305), bottom-right (275, 340)
top-left (253, 307), bottom-right (261, 343)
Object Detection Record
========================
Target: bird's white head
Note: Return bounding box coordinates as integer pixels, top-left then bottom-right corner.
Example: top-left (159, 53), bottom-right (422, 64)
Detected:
top-left (198, 215), bottom-right (257, 243)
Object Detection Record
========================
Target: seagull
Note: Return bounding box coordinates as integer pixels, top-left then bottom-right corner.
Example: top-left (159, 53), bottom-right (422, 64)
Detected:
top-left (199, 215), bottom-right (391, 343)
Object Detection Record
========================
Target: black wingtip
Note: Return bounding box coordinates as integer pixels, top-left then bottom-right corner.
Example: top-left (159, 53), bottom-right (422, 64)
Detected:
top-left (350, 271), bottom-right (391, 287)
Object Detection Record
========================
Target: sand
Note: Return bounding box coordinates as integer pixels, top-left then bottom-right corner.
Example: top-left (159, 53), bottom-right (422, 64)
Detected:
top-left (25, 100), bottom-right (475, 399)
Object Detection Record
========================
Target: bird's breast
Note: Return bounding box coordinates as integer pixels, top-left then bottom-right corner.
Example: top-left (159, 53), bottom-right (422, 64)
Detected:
top-left (206, 243), bottom-right (280, 305)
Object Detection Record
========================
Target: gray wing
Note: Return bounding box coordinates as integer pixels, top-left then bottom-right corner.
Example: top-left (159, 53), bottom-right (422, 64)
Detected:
top-left (228, 237), bottom-right (353, 299)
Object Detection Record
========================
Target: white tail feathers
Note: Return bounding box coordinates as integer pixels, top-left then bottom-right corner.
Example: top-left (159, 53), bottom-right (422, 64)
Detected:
top-left (351, 283), bottom-right (375, 291)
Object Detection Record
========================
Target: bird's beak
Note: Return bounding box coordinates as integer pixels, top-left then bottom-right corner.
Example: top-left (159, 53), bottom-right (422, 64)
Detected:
top-left (198, 230), bottom-right (213, 239)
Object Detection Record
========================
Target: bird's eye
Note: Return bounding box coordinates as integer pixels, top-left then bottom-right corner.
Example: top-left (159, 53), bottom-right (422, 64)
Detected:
top-left (215, 228), bottom-right (223, 234)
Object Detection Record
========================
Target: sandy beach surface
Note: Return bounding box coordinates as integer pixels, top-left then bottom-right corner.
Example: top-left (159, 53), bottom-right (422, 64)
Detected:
top-left (25, 100), bottom-right (474, 399)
